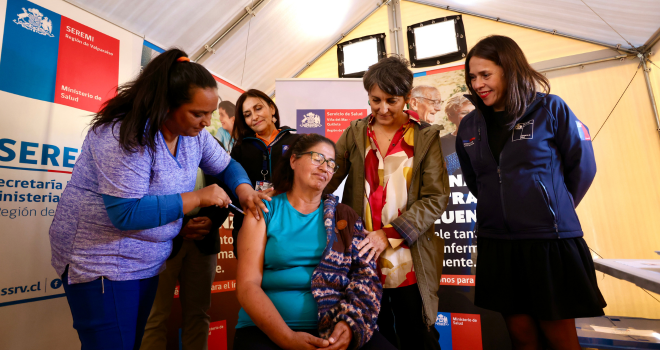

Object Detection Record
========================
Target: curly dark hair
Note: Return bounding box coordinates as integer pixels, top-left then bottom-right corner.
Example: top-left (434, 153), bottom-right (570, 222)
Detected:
top-left (362, 56), bottom-right (414, 97)
top-left (91, 48), bottom-right (217, 153)
top-left (272, 133), bottom-right (336, 193)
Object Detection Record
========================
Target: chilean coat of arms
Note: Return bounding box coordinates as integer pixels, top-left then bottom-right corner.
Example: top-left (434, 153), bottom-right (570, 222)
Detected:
top-left (14, 7), bottom-right (54, 37)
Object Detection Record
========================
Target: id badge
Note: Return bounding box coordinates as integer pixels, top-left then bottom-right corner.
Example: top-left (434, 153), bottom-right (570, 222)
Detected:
top-left (255, 181), bottom-right (273, 192)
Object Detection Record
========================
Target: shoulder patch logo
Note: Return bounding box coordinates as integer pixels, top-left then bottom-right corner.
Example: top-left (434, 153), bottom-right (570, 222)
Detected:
top-left (14, 7), bottom-right (54, 37)
top-left (462, 137), bottom-right (475, 147)
top-left (576, 121), bottom-right (591, 141)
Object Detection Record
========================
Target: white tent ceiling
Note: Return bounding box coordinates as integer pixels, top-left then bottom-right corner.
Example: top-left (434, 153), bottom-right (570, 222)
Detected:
top-left (67, 0), bottom-right (660, 94)
top-left (414, 0), bottom-right (660, 50)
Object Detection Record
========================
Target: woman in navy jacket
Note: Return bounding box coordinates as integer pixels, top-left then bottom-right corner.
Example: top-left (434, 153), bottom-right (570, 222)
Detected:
top-left (455, 35), bottom-right (606, 349)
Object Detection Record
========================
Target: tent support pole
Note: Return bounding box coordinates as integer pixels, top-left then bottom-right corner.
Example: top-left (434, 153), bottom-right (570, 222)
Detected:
top-left (642, 27), bottom-right (660, 53)
top-left (388, 0), bottom-right (404, 55)
top-left (641, 57), bottom-right (660, 136)
top-left (538, 54), bottom-right (629, 73)
top-left (269, 0), bottom-right (392, 97)
top-left (193, 0), bottom-right (268, 62)
top-left (406, 0), bottom-right (637, 54)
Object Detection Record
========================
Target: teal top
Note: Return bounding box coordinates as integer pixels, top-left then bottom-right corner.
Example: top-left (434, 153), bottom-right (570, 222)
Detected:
top-left (236, 193), bottom-right (326, 330)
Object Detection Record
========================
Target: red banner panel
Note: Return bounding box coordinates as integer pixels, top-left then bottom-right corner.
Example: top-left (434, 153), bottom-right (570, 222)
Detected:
top-left (208, 320), bottom-right (228, 350)
top-left (451, 313), bottom-right (482, 350)
top-left (54, 16), bottom-right (119, 113)
top-left (324, 109), bottom-right (367, 142)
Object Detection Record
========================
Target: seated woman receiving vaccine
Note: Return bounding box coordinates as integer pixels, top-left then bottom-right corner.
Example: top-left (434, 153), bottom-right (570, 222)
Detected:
top-left (234, 134), bottom-right (396, 350)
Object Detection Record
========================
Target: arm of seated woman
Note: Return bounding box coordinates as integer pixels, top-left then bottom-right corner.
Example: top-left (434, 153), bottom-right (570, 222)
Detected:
top-left (316, 217), bottom-right (382, 349)
top-left (237, 209), bottom-right (329, 350)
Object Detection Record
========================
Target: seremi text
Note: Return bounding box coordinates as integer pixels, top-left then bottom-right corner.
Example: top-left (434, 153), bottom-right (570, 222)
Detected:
top-left (0, 139), bottom-right (78, 168)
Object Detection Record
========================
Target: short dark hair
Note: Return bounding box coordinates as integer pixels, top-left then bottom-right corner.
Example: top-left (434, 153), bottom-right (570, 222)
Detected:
top-left (272, 134), bottom-right (336, 193)
top-left (465, 35), bottom-right (550, 128)
top-left (363, 56), bottom-right (414, 97)
top-left (218, 100), bottom-right (236, 118)
top-left (91, 48), bottom-right (217, 153)
top-left (232, 89), bottom-right (281, 146)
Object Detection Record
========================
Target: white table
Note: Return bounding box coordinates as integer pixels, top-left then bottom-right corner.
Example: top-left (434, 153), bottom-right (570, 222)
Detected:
top-left (594, 259), bottom-right (660, 295)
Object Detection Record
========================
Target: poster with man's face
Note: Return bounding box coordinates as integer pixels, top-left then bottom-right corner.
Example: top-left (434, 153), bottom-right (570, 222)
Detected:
top-left (411, 65), bottom-right (474, 136)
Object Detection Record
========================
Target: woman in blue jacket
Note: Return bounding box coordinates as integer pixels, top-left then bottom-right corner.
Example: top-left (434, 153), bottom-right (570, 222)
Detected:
top-left (455, 35), bottom-right (606, 349)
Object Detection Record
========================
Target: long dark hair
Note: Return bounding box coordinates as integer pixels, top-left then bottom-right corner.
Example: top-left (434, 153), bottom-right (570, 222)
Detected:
top-left (272, 133), bottom-right (336, 193)
top-left (91, 48), bottom-right (217, 153)
top-left (232, 89), bottom-right (281, 146)
top-left (465, 35), bottom-right (550, 127)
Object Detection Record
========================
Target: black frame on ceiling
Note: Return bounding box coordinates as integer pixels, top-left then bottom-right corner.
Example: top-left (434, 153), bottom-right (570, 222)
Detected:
top-left (337, 33), bottom-right (387, 78)
top-left (407, 15), bottom-right (467, 68)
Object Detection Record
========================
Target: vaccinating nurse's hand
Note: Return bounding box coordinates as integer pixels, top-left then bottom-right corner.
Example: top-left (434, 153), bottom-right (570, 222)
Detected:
top-left (196, 184), bottom-right (231, 208)
top-left (235, 183), bottom-right (270, 220)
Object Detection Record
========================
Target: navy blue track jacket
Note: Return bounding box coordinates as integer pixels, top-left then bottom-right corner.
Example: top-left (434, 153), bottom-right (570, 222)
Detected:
top-left (455, 93), bottom-right (596, 240)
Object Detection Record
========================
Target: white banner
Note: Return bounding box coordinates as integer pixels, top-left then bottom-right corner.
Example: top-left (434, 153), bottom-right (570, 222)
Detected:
top-left (0, 0), bottom-right (142, 348)
top-left (276, 78), bottom-right (369, 131)
top-left (276, 78), bottom-right (370, 201)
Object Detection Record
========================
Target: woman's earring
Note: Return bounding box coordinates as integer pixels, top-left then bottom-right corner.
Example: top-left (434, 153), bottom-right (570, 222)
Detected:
top-left (272, 117), bottom-right (277, 123)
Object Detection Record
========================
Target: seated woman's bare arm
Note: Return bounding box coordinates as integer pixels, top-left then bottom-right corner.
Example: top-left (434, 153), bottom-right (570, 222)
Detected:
top-left (236, 210), bottom-right (329, 350)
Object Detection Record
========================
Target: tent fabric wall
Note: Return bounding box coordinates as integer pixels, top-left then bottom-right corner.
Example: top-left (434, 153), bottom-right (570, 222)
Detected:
top-left (300, 0), bottom-right (660, 319)
top-left (548, 58), bottom-right (660, 319)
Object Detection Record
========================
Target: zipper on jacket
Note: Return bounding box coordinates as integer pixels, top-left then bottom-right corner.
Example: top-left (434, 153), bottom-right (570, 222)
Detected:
top-left (497, 152), bottom-right (508, 226)
top-left (243, 128), bottom-right (294, 178)
top-left (538, 180), bottom-right (559, 235)
top-left (479, 113), bottom-right (509, 230)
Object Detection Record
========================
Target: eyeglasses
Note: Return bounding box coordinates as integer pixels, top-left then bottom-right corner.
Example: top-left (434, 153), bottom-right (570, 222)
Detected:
top-left (297, 151), bottom-right (339, 174)
top-left (416, 96), bottom-right (444, 107)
